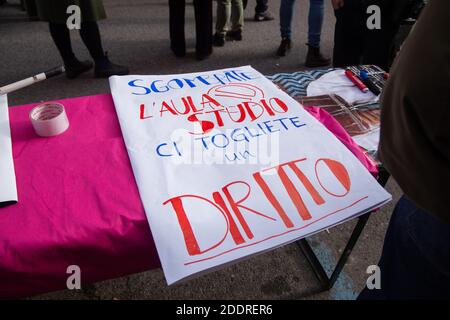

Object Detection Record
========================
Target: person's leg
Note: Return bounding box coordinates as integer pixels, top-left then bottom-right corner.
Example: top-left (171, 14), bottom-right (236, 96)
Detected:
top-left (332, 0), bottom-right (365, 67)
top-left (304, 0), bottom-right (330, 67)
top-left (49, 22), bottom-right (77, 63)
top-left (307, 0), bottom-right (324, 48)
top-left (226, 0), bottom-right (244, 41)
top-left (214, 0), bottom-right (231, 46)
top-left (279, 0), bottom-right (295, 39)
top-left (169, 0), bottom-right (186, 57)
top-left (230, 0), bottom-right (244, 32)
top-left (23, 0), bottom-right (38, 20)
top-left (254, 0), bottom-right (274, 21)
top-left (79, 21), bottom-right (129, 77)
top-left (79, 21), bottom-right (105, 61)
top-left (277, 0), bottom-right (295, 56)
top-left (193, 0), bottom-right (213, 59)
top-left (48, 22), bottom-right (93, 79)
top-left (255, 0), bottom-right (268, 13)
top-left (359, 196), bottom-right (450, 299)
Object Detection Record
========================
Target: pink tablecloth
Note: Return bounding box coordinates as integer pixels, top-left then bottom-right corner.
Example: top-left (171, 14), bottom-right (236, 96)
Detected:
top-left (0, 94), bottom-right (377, 299)
top-left (0, 94), bottom-right (159, 299)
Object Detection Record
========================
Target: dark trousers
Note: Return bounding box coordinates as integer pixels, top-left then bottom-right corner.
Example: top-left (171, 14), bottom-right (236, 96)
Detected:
top-left (49, 21), bottom-right (105, 63)
top-left (169, 0), bottom-right (212, 55)
top-left (332, 0), bottom-right (399, 70)
top-left (23, 0), bottom-right (38, 18)
top-left (359, 196), bottom-right (450, 300)
top-left (243, 0), bottom-right (269, 13)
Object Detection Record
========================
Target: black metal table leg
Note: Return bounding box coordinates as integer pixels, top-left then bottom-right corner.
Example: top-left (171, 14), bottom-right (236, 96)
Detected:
top-left (328, 213), bottom-right (371, 287)
top-left (297, 168), bottom-right (390, 293)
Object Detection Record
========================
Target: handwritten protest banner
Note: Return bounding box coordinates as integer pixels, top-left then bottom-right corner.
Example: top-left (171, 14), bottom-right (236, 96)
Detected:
top-left (109, 66), bottom-right (391, 284)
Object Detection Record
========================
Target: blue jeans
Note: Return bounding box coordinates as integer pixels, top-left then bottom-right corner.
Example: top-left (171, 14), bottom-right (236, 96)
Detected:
top-left (358, 196), bottom-right (450, 299)
top-left (279, 0), bottom-right (324, 48)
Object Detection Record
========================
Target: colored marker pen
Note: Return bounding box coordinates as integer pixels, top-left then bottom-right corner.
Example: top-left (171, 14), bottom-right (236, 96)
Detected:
top-left (359, 70), bottom-right (381, 95)
top-left (345, 69), bottom-right (368, 93)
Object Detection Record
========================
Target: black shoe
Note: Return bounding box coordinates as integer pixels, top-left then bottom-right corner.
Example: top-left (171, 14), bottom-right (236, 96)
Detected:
top-left (226, 29), bottom-right (243, 41)
top-left (254, 11), bottom-right (275, 22)
top-left (304, 45), bottom-right (331, 68)
top-left (171, 43), bottom-right (186, 57)
top-left (213, 33), bottom-right (225, 47)
top-left (64, 59), bottom-right (93, 79)
top-left (94, 52), bottom-right (129, 78)
top-left (277, 38), bottom-right (292, 57)
top-left (171, 47), bottom-right (186, 58)
top-left (196, 51), bottom-right (212, 61)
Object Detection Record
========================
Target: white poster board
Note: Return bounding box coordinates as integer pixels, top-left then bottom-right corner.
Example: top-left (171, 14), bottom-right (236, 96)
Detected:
top-left (0, 95), bottom-right (18, 207)
top-left (110, 66), bottom-right (391, 284)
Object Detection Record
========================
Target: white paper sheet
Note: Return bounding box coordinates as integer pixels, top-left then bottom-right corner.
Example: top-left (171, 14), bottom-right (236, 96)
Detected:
top-left (110, 66), bottom-right (391, 285)
top-left (307, 69), bottom-right (379, 105)
top-left (0, 95), bottom-right (18, 207)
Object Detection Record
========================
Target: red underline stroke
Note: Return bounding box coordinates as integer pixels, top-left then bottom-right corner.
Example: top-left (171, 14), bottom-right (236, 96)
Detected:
top-left (184, 195), bottom-right (369, 266)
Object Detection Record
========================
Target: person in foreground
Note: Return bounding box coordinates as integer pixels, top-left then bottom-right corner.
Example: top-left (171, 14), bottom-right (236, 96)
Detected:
top-left (358, 0), bottom-right (450, 300)
top-left (35, 0), bottom-right (129, 78)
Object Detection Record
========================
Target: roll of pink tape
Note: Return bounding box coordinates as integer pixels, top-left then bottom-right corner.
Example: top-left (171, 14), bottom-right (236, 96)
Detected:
top-left (29, 103), bottom-right (69, 137)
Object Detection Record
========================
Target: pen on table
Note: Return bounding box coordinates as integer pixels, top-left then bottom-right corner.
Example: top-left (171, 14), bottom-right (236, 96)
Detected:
top-left (362, 70), bottom-right (389, 79)
top-left (359, 70), bottom-right (382, 96)
top-left (0, 66), bottom-right (65, 96)
top-left (344, 69), bottom-right (369, 93)
top-left (358, 65), bottom-right (390, 80)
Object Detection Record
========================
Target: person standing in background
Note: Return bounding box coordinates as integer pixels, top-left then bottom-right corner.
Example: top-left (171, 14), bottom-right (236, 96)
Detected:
top-left (169, 0), bottom-right (213, 60)
top-left (243, 0), bottom-right (275, 21)
top-left (277, 0), bottom-right (330, 67)
top-left (35, 0), bottom-right (129, 78)
top-left (331, 0), bottom-right (410, 70)
top-left (214, 0), bottom-right (244, 46)
top-left (358, 0), bottom-right (450, 299)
